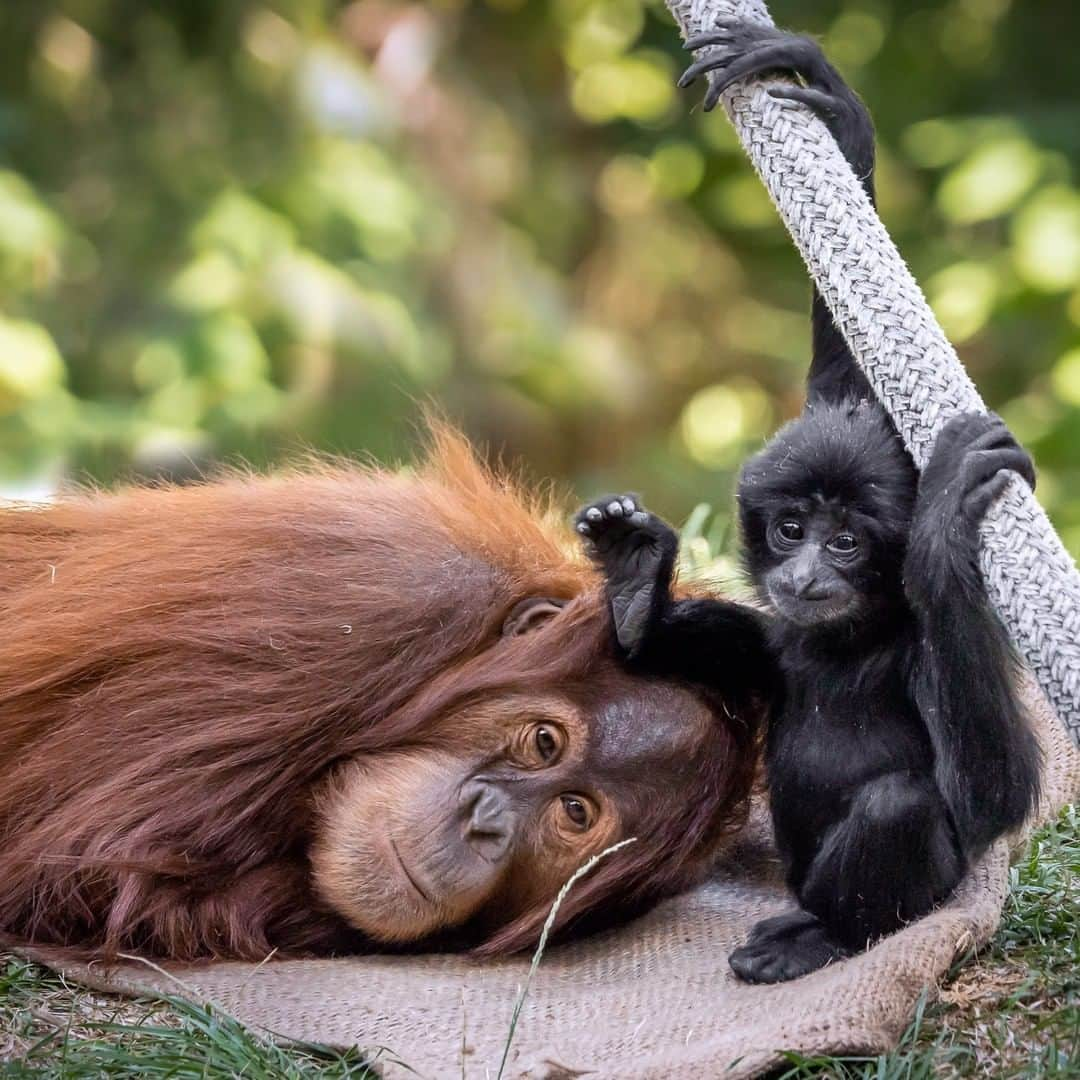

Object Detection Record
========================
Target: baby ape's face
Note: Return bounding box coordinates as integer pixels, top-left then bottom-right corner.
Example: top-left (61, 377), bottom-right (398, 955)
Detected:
top-left (309, 679), bottom-right (733, 950)
top-left (738, 400), bottom-right (918, 632)
top-left (759, 502), bottom-right (874, 627)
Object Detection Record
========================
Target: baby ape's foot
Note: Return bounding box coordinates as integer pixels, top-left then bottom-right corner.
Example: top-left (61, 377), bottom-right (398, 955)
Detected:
top-left (574, 495), bottom-right (678, 658)
top-left (679, 20), bottom-right (874, 184)
top-left (729, 909), bottom-right (846, 984)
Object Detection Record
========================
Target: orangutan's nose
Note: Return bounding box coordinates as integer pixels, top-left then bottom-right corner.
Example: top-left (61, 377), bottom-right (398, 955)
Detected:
top-left (458, 779), bottom-right (514, 862)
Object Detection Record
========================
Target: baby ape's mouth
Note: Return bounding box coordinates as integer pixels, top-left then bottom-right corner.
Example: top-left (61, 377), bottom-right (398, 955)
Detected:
top-left (770, 588), bottom-right (859, 627)
top-left (389, 835), bottom-right (433, 904)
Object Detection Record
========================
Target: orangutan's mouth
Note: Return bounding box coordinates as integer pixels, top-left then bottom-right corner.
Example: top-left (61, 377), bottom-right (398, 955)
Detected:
top-left (389, 835), bottom-right (433, 904)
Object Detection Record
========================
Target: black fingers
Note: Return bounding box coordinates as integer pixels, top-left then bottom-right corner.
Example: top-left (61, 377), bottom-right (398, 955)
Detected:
top-left (919, 412), bottom-right (1036, 531)
top-left (960, 448), bottom-right (1036, 524)
top-left (574, 493), bottom-right (647, 538)
top-left (767, 85), bottom-right (838, 118)
top-left (961, 472), bottom-right (1013, 525)
top-left (679, 22), bottom-right (827, 106)
top-left (683, 30), bottom-right (736, 52)
top-left (574, 494), bottom-right (654, 561)
top-left (699, 43), bottom-right (822, 112)
top-left (574, 494), bottom-right (678, 564)
top-left (933, 410), bottom-right (1006, 454)
top-left (963, 445), bottom-right (1036, 492)
top-left (924, 412), bottom-right (1035, 496)
top-left (678, 49), bottom-right (734, 89)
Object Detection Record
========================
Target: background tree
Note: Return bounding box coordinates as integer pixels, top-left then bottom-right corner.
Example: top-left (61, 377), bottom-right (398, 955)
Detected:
top-left (1, 0), bottom-right (1078, 562)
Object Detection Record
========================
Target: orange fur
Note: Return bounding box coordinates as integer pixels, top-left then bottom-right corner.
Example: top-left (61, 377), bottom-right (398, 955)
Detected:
top-left (0, 427), bottom-right (756, 960)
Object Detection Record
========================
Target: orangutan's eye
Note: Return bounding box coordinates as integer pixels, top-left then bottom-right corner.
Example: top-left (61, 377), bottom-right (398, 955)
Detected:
top-left (534, 726), bottom-right (559, 762)
top-left (560, 795), bottom-right (591, 830)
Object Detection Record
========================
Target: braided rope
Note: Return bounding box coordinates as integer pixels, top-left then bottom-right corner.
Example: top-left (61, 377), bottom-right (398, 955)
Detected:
top-left (666, 0), bottom-right (1080, 744)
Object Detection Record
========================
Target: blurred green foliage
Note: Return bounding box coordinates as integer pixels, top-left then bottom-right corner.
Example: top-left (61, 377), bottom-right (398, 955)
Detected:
top-left (1, 0), bottom-right (1078, 557)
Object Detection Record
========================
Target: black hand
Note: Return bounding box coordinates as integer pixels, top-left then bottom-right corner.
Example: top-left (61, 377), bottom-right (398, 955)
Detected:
top-left (574, 495), bottom-right (678, 658)
top-left (912, 412), bottom-right (1035, 574)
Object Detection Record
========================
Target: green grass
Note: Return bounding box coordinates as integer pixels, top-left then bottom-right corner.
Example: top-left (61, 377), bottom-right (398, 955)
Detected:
top-left (770, 804), bottom-right (1079, 1079)
top-left (1, 808), bottom-right (1075, 1078)
top-left (0, 961), bottom-right (381, 1078)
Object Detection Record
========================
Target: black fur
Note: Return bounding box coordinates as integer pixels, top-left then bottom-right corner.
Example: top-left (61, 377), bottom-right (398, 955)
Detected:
top-left (577, 21), bottom-right (1042, 984)
top-left (573, 494), bottom-right (774, 719)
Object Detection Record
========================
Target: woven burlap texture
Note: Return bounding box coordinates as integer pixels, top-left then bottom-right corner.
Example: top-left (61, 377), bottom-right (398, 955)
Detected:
top-left (47, 678), bottom-right (1079, 1079)
top-left (665, 0), bottom-right (1080, 744)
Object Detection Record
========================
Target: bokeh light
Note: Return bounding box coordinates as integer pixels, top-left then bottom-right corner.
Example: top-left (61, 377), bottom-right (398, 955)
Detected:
top-left (0, 0), bottom-right (1074, 562)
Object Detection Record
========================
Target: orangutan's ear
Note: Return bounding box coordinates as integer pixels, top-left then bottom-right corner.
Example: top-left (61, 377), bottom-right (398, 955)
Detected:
top-left (502, 598), bottom-right (569, 638)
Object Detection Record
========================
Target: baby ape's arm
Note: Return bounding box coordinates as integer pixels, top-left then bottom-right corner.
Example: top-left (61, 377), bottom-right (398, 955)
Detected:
top-left (575, 497), bottom-right (774, 707)
top-left (680, 21), bottom-right (876, 405)
top-left (904, 413), bottom-right (1042, 855)
top-left (578, 24), bottom-right (885, 706)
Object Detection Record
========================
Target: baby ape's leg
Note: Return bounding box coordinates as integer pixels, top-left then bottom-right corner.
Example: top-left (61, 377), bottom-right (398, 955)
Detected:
top-left (730, 772), bottom-right (964, 983)
top-left (679, 20), bottom-right (876, 404)
top-left (575, 497), bottom-right (774, 701)
top-left (799, 772), bottom-right (964, 952)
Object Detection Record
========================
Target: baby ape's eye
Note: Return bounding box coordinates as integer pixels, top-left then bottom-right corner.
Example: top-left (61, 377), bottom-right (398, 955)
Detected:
top-left (829, 533), bottom-right (858, 554)
top-left (534, 726), bottom-right (559, 762)
top-left (560, 795), bottom-right (591, 830)
top-left (777, 521), bottom-right (804, 543)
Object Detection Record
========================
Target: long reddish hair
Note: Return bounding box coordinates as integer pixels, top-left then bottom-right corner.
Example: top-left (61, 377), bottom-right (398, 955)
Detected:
top-left (0, 428), bottom-right (757, 960)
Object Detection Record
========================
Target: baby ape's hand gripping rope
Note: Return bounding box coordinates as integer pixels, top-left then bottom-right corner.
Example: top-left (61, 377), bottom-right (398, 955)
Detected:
top-left (664, 0), bottom-right (1080, 745)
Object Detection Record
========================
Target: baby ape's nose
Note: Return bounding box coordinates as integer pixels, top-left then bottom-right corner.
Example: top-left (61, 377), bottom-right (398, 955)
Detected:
top-left (796, 578), bottom-right (830, 601)
top-left (458, 779), bottom-right (514, 862)
top-left (792, 568), bottom-right (827, 600)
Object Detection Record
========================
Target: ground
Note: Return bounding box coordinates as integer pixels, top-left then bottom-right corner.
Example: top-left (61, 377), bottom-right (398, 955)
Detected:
top-left (1, 806), bottom-right (1075, 1079)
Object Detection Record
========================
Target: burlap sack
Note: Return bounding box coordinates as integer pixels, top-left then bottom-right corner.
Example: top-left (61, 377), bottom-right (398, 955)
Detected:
top-left (41, 677), bottom-right (1079, 1079)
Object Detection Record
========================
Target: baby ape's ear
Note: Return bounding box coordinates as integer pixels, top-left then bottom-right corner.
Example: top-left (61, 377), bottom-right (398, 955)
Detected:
top-left (502, 598), bottom-right (568, 637)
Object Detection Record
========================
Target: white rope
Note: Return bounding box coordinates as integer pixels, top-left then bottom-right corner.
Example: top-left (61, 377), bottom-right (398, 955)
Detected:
top-left (666, 0), bottom-right (1080, 743)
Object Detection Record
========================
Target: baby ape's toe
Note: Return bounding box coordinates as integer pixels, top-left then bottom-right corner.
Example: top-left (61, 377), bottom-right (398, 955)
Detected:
top-left (729, 939), bottom-right (823, 984)
top-left (728, 941), bottom-right (769, 982)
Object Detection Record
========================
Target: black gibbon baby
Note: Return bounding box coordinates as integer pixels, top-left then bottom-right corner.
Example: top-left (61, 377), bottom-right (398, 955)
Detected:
top-left (577, 21), bottom-right (1041, 984)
